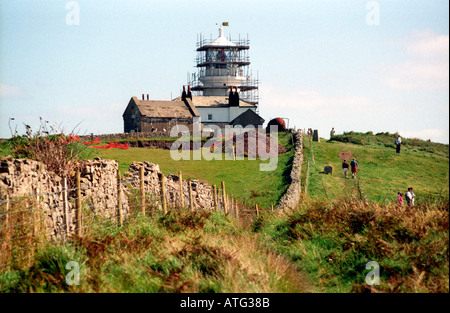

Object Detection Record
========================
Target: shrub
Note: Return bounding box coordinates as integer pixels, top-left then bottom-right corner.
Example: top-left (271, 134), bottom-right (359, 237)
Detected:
top-left (7, 120), bottom-right (92, 179)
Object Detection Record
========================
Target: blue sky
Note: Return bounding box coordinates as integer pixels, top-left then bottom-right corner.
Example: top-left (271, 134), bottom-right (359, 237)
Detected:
top-left (1, 0), bottom-right (448, 143)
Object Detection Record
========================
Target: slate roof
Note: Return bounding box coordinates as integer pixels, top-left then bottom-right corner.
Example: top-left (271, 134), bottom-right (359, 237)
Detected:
top-left (230, 109), bottom-right (265, 126)
top-left (127, 97), bottom-right (199, 118)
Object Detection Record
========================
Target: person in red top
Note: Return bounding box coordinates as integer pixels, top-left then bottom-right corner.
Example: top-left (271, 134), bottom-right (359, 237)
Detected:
top-left (342, 160), bottom-right (349, 178)
top-left (398, 192), bottom-right (404, 205)
top-left (350, 158), bottom-right (358, 179)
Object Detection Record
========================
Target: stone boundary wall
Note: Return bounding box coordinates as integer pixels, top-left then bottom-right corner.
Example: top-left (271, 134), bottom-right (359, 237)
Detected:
top-left (123, 161), bottom-right (219, 212)
top-left (0, 157), bottom-right (129, 240)
top-left (1, 129), bottom-right (302, 240)
top-left (0, 157), bottom-right (221, 240)
top-left (276, 129), bottom-right (303, 210)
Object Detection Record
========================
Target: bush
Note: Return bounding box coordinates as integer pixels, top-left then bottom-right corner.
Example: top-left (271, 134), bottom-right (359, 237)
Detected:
top-left (7, 120), bottom-right (92, 179)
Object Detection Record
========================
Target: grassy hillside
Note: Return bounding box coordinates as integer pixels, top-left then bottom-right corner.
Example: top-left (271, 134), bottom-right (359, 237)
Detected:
top-left (302, 132), bottom-right (449, 205)
top-left (93, 132), bottom-right (294, 209)
top-left (1, 131), bottom-right (448, 293)
top-left (0, 210), bottom-right (311, 293)
top-left (0, 132), bottom-right (294, 209)
top-left (254, 198), bottom-right (449, 293)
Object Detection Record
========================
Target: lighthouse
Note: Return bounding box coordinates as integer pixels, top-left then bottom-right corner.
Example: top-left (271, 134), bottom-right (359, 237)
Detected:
top-left (123, 24), bottom-right (264, 133)
top-left (191, 25), bottom-right (258, 101)
top-left (186, 24), bottom-right (263, 128)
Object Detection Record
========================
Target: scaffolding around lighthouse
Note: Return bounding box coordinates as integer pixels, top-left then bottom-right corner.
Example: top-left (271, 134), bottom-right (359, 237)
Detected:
top-left (188, 26), bottom-right (259, 107)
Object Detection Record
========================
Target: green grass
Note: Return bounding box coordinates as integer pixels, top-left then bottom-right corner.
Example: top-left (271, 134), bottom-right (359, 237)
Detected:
top-left (1, 131), bottom-right (449, 293)
top-left (0, 210), bottom-right (311, 293)
top-left (331, 131), bottom-right (449, 157)
top-left (302, 134), bottom-right (449, 204)
top-left (92, 133), bottom-right (294, 209)
top-left (254, 198), bottom-right (449, 293)
top-left (0, 132), bottom-right (294, 209)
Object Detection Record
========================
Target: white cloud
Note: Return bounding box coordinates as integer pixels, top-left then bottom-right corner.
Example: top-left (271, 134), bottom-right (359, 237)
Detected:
top-left (406, 30), bottom-right (449, 59)
top-left (384, 30), bottom-right (449, 90)
top-left (0, 83), bottom-right (27, 98)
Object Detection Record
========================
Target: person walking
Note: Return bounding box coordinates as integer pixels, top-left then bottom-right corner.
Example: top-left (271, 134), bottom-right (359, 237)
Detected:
top-left (405, 187), bottom-right (415, 206)
top-left (397, 192), bottom-right (404, 205)
top-left (330, 127), bottom-right (336, 138)
top-left (350, 158), bottom-right (358, 178)
top-left (395, 135), bottom-right (402, 154)
top-left (342, 159), bottom-right (350, 178)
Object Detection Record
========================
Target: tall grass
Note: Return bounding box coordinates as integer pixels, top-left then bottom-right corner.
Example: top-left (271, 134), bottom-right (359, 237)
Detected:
top-left (5, 121), bottom-right (94, 180)
top-left (0, 209), bottom-right (311, 293)
top-left (255, 197), bottom-right (449, 293)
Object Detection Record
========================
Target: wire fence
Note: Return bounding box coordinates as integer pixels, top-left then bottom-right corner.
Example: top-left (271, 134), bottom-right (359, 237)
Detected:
top-left (0, 168), bottom-right (275, 271)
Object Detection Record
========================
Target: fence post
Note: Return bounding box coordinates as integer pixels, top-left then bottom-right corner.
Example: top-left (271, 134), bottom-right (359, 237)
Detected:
top-left (63, 177), bottom-right (70, 239)
top-left (235, 200), bottom-right (240, 220)
top-left (188, 180), bottom-right (193, 211)
top-left (75, 171), bottom-right (82, 236)
top-left (117, 169), bottom-right (123, 227)
top-left (213, 185), bottom-right (218, 212)
top-left (140, 166), bottom-right (145, 215)
top-left (305, 161), bottom-right (310, 195)
top-left (221, 181), bottom-right (227, 214)
top-left (159, 173), bottom-right (167, 215)
top-left (5, 194), bottom-right (10, 248)
top-left (271, 204), bottom-right (274, 212)
top-left (255, 203), bottom-right (259, 217)
top-left (230, 197), bottom-right (235, 215)
top-left (33, 187), bottom-right (39, 238)
top-left (212, 185), bottom-right (217, 212)
top-left (179, 171), bottom-right (184, 208)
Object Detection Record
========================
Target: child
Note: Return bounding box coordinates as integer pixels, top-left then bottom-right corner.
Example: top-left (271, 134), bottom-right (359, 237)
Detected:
top-left (398, 192), bottom-right (404, 205)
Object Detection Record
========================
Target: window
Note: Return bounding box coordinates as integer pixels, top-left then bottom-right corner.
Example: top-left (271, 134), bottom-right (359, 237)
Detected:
top-left (207, 114), bottom-right (213, 120)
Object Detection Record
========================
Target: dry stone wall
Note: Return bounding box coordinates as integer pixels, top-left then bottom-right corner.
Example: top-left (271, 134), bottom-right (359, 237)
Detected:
top-left (277, 129), bottom-right (303, 210)
top-left (123, 161), bottom-right (217, 211)
top-left (0, 157), bottom-right (129, 240)
top-left (1, 130), bottom-right (303, 240)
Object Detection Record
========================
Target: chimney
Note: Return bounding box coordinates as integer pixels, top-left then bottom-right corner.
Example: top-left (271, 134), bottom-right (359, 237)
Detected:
top-left (181, 85), bottom-right (187, 101)
top-left (146, 94), bottom-right (149, 100)
top-left (229, 86), bottom-right (237, 106)
top-left (187, 85), bottom-right (192, 100)
top-left (142, 94), bottom-right (145, 100)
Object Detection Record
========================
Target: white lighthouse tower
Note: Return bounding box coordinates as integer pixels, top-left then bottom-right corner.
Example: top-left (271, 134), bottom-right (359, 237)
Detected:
top-left (190, 24), bottom-right (259, 105)
top-left (182, 24), bottom-right (263, 128)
